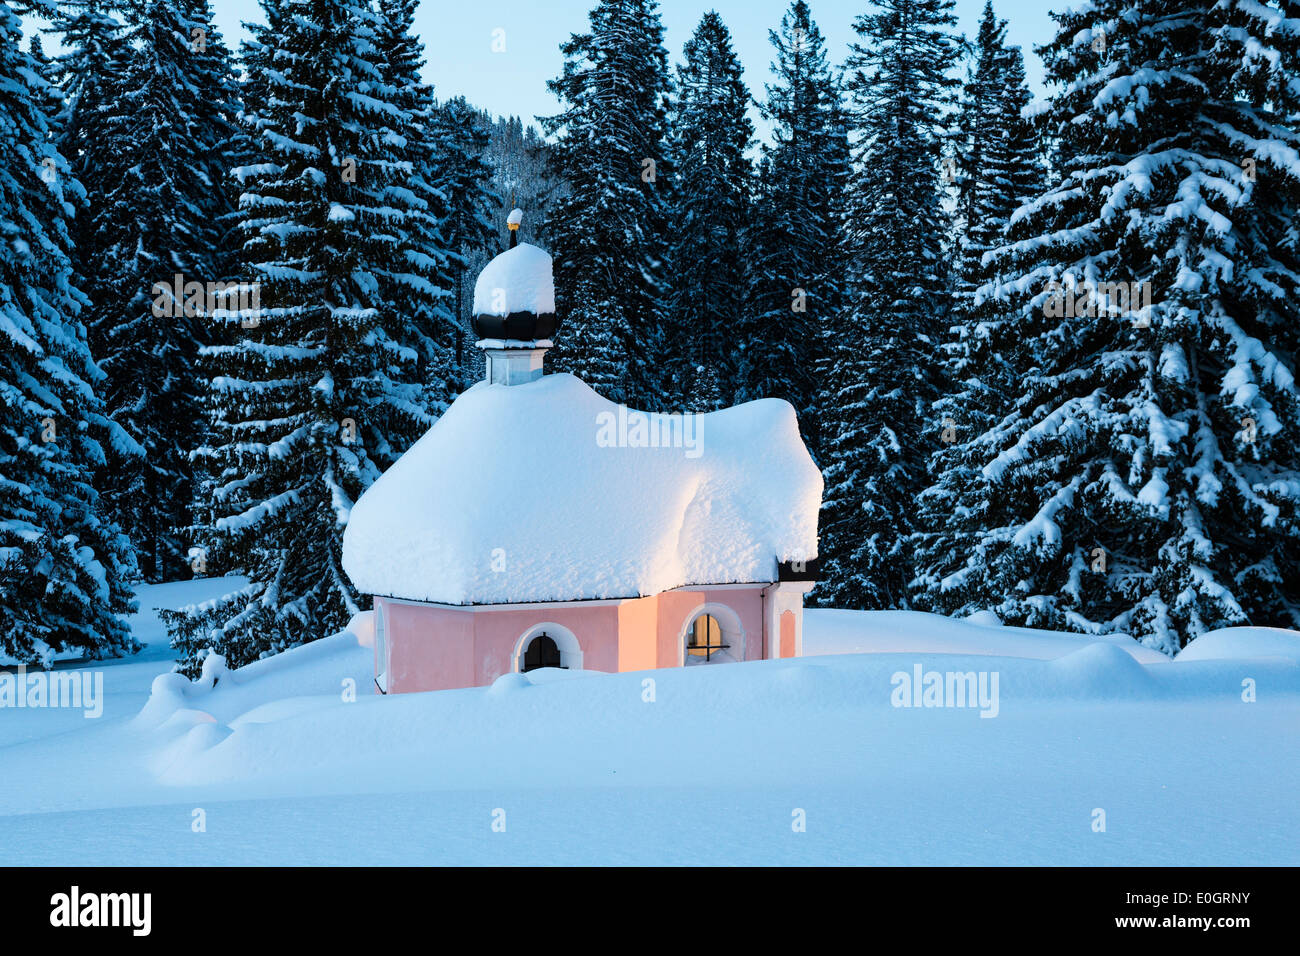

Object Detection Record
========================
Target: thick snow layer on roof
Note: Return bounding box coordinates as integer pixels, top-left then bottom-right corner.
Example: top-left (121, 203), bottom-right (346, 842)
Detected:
top-left (342, 373), bottom-right (822, 604)
top-left (472, 242), bottom-right (555, 316)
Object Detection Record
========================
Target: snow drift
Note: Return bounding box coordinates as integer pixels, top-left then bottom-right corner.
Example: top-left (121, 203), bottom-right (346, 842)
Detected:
top-left (1177, 627), bottom-right (1300, 662)
top-left (4, 580), bottom-right (1298, 866)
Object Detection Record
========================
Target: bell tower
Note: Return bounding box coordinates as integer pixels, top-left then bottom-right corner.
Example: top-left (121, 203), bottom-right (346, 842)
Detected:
top-left (471, 209), bottom-right (559, 386)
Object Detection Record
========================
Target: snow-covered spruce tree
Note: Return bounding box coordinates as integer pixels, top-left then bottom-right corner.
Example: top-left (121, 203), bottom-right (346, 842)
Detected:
top-left (662, 11), bottom-right (753, 410)
top-left (164, 0), bottom-right (450, 674)
top-left (542, 0), bottom-right (672, 406)
top-left (232, 0), bottom-right (285, 119)
top-left (48, 0), bottom-right (127, 181)
top-left (912, 0), bottom-right (1300, 652)
top-left (949, 1), bottom-right (1042, 305)
top-left (27, 35), bottom-right (63, 139)
top-left (70, 0), bottom-right (241, 582)
top-left (737, 0), bottom-right (849, 453)
top-left (911, 3), bottom-right (1043, 594)
top-left (185, 0), bottom-right (246, 279)
top-left (428, 95), bottom-right (496, 364)
top-left (48, 0), bottom-right (130, 360)
top-left (373, 0), bottom-right (462, 412)
top-left (0, 0), bottom-right (138, 663)
top-left (225, 0), bottom-right (287, 229)
top-left (814, 0), bottom-right (961, 610)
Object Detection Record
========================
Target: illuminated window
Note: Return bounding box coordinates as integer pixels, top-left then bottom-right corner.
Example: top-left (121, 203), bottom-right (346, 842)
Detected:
top-left (686, 614), bottom-right (729, 661)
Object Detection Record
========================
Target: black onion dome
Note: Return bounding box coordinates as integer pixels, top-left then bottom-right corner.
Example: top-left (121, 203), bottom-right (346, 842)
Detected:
top-left (471, 309), bottom-right (558, 342)
top-left (471, 211), bottom-right (559, 341)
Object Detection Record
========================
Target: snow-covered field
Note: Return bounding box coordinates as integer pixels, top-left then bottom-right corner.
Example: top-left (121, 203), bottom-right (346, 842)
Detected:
top-left (1, 576), bottom-right (1297, 865)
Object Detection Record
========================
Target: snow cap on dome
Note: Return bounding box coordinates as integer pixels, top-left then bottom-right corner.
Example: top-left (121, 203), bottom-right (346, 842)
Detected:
top-left (472, 242), bottom-right (555, 317)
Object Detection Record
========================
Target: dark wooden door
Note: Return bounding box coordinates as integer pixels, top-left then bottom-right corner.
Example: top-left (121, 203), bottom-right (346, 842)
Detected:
top-left (523, 633), bottom-right (562, 671)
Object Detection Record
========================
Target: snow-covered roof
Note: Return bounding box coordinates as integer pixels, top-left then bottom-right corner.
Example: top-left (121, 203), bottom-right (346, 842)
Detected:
top-left (472, 242), bottom-right (555, 316)
top-left (342, 373), bottom-right (822, 605)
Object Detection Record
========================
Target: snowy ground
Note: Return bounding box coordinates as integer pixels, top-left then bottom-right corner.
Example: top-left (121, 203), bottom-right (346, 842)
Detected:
top-left (1, 576), bottom-right (1297, 865)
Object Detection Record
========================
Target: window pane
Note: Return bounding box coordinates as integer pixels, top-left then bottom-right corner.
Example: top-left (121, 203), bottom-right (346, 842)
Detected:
top-left (688, 614), bottom-right (720, 656)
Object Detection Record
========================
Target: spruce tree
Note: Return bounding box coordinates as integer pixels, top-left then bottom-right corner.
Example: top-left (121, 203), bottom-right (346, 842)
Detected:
top-left (816, 0), bottom-right (961, 610)
top-left (737, 0), bottom-right (849, 450)
top-left (1, 0), bottom-right (138, 663)
top-left (71, 0), bottom-right (241, 582)
top-left (373, 0), bottom-right (461, 414)
top-left (912, 3), bottom-right (1042, 599)
top-left (429, 95), bottom-right (496, 369)
top-left (49, 0), bottom-right (126, 182)
top-left (185, 0), bottom-right (245, 277)
top-left (27, 35), bottom-right (63, 139)
top-left (164, 0), bottom-right (450, 673)
top-left (947, 3), bottom-right (1043, 306)
top-left (913, 0), bottom-right (1300, 652)
top-left (234, 0), bottom-right (286, 119)
top-left (663, 12), bottom-right (753, 410)
top-left (542, 0), bottom-right (671, 406)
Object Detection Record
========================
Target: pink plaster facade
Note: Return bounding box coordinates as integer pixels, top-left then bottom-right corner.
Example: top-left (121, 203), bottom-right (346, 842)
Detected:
top-left (373, 581), bottom-right (812, 694)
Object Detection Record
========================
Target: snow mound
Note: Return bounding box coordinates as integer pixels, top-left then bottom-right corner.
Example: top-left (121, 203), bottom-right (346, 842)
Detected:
top-left (487, 672), bottom-right (531, 695)
top-left (136, 627), bottom-right (373, 730)
top-left (804, 608), bottom-right (1169, 662)
top-left (129, 628), bottom-right (1300, 796)
top-left (342, 373), bottom-right (822, 604)
top-left (1044, 642), bottom-right (1154, 698)
top-left (472, 242), bottom-right (554, 316)
top-left (1177, 627), bottom-right (1300, 662)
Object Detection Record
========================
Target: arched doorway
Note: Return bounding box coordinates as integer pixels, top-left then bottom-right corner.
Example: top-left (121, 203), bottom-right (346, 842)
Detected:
top-left (522, 632), bottom-right (563, 671)
top-left (513, 624), bottom-right (583, 674)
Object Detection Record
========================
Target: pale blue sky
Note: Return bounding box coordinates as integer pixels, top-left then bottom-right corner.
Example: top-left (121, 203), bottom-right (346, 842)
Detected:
top-left (29, 0), bottom-right (1060, 137)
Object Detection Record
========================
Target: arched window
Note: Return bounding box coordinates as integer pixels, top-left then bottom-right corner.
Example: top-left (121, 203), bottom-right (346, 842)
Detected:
top-left (679, 605), bottom-right (743, 665)
top-left (686, 614), bottom-right (728, 661)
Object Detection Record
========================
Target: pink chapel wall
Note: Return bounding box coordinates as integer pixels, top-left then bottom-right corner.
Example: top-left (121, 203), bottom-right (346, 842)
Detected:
top-left (780, 610), bottom-right (796, 658)
top-left (375, 584), bottom-right (771, 694)
top-left (653, 586), bottom-right (765, 665)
